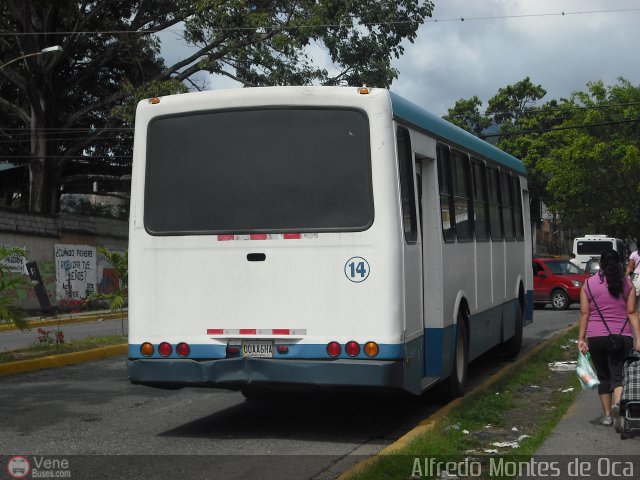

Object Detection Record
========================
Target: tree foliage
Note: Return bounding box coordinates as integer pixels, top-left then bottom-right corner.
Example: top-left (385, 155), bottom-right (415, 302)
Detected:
top-left (444, 77), bottom-right (640, 240)
top-left (0, 0), bottom-right (433, 215)
top-left (86, 247), bottom-right (128, 335)
top-left (0, 246), bottom-right (29, 331)
top-left (443, 96), bottom-right (489, 136)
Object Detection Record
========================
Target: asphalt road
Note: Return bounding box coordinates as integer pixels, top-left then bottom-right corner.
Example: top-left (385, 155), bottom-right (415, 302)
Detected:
top-left (0, 306), bottom-right (577, 479)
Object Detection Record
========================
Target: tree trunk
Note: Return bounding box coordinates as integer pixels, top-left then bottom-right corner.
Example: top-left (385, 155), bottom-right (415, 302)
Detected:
top-left (28, 99), bottom-right (61, 215)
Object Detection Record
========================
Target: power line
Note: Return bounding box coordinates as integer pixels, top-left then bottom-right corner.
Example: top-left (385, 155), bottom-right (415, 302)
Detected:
top-left (0, 8), bottom-right (638, 36)
top-left (430, 8), bottom-right (640, 23)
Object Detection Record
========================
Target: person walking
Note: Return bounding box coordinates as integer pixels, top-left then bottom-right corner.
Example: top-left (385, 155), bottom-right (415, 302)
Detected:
top-left (578, 249), bottom-right (640, 426)
top-left (625, 247), bottom-right (640, 306)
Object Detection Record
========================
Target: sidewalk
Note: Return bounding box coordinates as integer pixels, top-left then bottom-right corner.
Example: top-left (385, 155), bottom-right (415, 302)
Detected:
top-left (535, 386), bottom-right (639, 454)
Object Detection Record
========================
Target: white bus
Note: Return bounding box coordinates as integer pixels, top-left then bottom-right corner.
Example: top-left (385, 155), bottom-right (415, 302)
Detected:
top-left (127, 86), bottom-right (533, 398)
top-left (572, 235), bottom-right (627, 270)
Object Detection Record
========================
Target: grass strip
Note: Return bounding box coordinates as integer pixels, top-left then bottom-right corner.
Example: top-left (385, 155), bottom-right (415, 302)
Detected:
top-left (0, 335), bottom-right (127, 364)
top-left (346, 327), bottom-right (582, 480)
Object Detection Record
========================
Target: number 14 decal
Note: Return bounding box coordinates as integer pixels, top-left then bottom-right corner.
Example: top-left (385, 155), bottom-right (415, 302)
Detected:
top-left (345, 257), bottom-right (370, 283)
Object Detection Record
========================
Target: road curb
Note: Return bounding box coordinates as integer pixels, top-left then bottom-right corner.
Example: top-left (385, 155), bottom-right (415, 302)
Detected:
top-left (0, 344), bottom-right (128, 378)
top-left (338, 325), bottom-right (578, 479)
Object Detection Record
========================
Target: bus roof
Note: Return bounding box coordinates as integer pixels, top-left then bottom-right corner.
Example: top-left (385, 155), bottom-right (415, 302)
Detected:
top-left (390, 91), bottom-right (526, 175)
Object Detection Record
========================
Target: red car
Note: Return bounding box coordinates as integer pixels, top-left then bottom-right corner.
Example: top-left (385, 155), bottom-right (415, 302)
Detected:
top-left (532, 257), bottom-right (589, 310)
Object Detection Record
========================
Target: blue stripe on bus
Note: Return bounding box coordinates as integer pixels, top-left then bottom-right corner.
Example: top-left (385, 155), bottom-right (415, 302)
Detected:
top-left (525, 289), bottom-right (534, 323)
top-left (128, 342), bottom-right (404, 360)
top-left (390, 92), bottom-right (527, 175)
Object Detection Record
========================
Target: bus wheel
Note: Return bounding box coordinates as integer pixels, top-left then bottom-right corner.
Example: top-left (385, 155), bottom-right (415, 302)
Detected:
top-left (446, 315), bottom-right (468, 399)
top-left (551, 289), bottom-right (570, 310)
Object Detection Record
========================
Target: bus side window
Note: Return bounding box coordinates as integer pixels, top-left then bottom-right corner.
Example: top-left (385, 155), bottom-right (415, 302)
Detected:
top-left (451, 150), bottom-right (473, 241)
top-left (501, 171), bottom-right (515, 241)
top-left (487, 167), bottom-right (504, 240)
top-left (437, 143), bottom-right (455, 242)
top-left (397, 126), bottom-right (417, 244)
top-left (471, 158), bottom-right (490, 241)
top-left (513, 176), bottom-right (524, 240)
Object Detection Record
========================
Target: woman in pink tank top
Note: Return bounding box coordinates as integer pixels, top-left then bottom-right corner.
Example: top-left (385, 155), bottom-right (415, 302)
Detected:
top-left (578, 249), bottom-right (640, 427)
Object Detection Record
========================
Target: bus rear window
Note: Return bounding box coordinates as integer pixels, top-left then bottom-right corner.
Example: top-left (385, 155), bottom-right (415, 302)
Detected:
top-left (144, 108), bottom-right (373, 235)
top-left (576, 241), bottom-right (613, 255)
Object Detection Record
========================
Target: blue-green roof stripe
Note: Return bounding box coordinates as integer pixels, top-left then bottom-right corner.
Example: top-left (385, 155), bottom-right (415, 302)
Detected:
top-left (390, 92), bottom-right (526, 175)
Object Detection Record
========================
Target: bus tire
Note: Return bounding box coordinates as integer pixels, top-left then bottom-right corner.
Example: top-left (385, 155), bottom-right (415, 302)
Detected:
top-left (446, 314), bottom-right (468, 399)
top-left (502, 302), bottom-right (524, 359)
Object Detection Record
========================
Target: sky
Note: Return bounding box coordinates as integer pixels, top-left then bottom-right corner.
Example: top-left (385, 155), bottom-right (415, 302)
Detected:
top-left (158, 0), bottom-right (640, 117)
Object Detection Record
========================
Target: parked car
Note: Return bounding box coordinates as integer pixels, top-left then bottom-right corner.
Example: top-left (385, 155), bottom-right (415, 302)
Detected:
top-left (584, 256), bottom-right (601, 276)
top-left (532, 257), bottom-right (589, 310)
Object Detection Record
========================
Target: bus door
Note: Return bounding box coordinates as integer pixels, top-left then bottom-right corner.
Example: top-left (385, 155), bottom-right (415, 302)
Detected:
top-left (411, 131), bottom-right (443, 388)
top-left (397, 126), bottom-right (423, 391)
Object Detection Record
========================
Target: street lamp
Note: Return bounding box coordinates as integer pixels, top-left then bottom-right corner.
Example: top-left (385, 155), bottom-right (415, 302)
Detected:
top-left (0, 45), bottom-right (63, 70)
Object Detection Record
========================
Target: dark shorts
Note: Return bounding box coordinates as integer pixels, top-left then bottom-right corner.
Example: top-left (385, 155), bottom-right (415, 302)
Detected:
top-left (588, 335), bottom-right (635, 394)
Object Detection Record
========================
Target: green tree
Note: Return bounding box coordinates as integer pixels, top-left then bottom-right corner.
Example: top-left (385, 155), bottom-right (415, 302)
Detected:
top-left (443, 96), bottom-right (490, 136)
top-left (536, 79), bottom-right (640, 238)
top-left (86, 248), bottom-right (128, 336)
top-left (486, 76), bottom-right (547, 129)
top-left (0, 0), bottom-right (434, 215)
top-left (0, 246), bottom-right (30, 331)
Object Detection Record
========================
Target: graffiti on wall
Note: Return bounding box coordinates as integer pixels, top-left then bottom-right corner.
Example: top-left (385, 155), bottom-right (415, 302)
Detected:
top-left (54, 244), bottom-right (98, 300)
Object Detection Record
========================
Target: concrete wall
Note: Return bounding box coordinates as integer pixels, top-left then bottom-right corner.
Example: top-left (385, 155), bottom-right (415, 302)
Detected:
top-left (0, 208), bottom-right (128, 310)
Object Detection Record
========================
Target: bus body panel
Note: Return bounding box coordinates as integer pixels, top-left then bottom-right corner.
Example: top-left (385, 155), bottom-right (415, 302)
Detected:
top-left (128, 86), bottom-right (532, 395)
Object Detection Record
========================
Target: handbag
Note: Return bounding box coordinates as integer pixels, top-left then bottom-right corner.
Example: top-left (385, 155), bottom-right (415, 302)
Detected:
top-left (586, 279), bottom-right (629, 352)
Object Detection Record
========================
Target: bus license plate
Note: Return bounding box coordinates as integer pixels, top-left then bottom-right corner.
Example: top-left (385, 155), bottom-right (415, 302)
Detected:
top-left (242, 341), bottom-right (273, 358)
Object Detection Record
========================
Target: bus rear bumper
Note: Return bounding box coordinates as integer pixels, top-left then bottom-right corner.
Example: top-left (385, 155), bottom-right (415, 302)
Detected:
top-left (127, 357), bottom-right (404, 391)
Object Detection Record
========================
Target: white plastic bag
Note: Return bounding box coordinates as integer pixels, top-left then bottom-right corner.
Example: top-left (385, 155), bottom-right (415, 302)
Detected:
top-left (576, 351), bottom-right (599, 390)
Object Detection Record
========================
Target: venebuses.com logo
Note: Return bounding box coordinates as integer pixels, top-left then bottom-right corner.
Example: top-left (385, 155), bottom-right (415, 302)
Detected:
top-left (6, 455), bottom-right (72, 478)
top-left (7, 456), bottom-right (31, 479)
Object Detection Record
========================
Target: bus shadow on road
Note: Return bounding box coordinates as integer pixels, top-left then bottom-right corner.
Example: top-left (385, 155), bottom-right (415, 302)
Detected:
top-left (159, 390), bottom-right (441, 443)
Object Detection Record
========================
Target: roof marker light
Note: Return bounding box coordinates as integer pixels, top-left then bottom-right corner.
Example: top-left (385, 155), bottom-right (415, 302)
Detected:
top-left (150, 97), bottom-right (160, 104)
top-left (358, 86), bottom-right (370, 95)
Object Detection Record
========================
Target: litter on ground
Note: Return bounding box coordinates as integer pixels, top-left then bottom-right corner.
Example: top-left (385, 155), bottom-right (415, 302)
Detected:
top-left (548, 361), bottom-right (577, 372)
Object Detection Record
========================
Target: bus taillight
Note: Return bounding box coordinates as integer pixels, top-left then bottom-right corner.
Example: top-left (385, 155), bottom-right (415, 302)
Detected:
top-left (364, 342), bottom-right (379, 357)
top-left (176, 342), bottom-right (190, 357)
top-left (326, 342), bottom-right (341, 357)
top-left (345, 341), bottom-right (360, 357)
top-left (140, 343), bottom-right (154, 357)
top-left (158, 342), bottom-right (172, 357)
